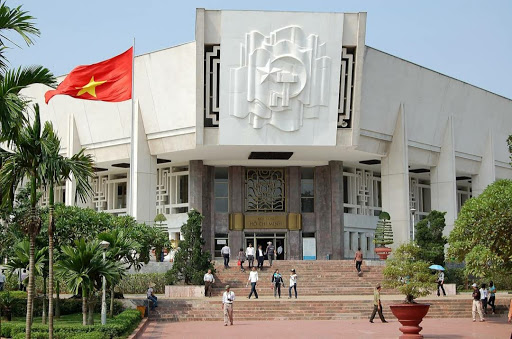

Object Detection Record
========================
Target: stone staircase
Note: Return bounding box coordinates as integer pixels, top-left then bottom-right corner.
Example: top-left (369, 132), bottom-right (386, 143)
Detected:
top-left (209, 260), bottom-right (389, 297)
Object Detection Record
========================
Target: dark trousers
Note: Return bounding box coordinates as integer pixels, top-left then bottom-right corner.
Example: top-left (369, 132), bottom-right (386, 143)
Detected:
top-left (223, 254), bottom-right (230, 268)
top-left (481, 298), bottom-right (488, 313)
top-left (273, 283), bottom-right (281, 297)
top-left (248, 282), bottom-right (258, 299)
top-left (356, 261), bottom-right (362, 272)
top-left (488, 295), bottom-right (496, 313)
top-left (370, 304), bottom-right (386, 322)
top-left (0, 282), bottom-right (4, 291)
top-left (437, 281), bottom-right (446, 296)
top-left (289, 284), bottom-right (297, 298)
top-left (147, 295), bottom-right (158, 310)
top-left (257, 256), bottom-right (264, 268)
top-left (247, 255), bottom-right (254, 268)
top-left (204, 281), bottom-right (213, 297)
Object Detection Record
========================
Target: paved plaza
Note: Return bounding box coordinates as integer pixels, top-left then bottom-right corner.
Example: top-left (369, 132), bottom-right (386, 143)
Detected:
top-left (140, 317), bottom-right (511, 338)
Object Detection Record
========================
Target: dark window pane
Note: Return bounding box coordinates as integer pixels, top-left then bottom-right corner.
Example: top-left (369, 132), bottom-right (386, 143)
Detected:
top-left (301, 167), bottom-right (314, 179)
top-left (301, 181), bottom-right (314, 197)
top-left (215, 167), bottom-right (228, 179)
top-left (215, 198), bottom-right (228, 212)
top-left (214, 182), bottom-right (228, 197)
top-left (301, 197), bottom-right (314, 213)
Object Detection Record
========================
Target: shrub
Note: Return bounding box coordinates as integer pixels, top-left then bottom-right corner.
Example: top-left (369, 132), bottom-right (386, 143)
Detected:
top-left (374, 211), bottom-right (393, 247)
top-left (7, 297), bottom-right (123, 317)
top-left (118, 273), bottom-right (166, 294)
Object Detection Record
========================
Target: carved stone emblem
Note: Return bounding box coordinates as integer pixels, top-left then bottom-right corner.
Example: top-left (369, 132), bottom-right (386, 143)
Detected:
top-left (229, 26), bottom-right (331, 132)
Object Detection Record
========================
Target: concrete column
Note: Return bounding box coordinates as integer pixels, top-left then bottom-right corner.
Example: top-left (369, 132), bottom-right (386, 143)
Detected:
top-left (228, 166), bottom-right (244, 253)
top-left (329, 161), bottom-right (344, 259)
top-left (288, 167), bottom-right (302, 260)
top-left (430, 116), bottom-right (458, 236)
top-left (129, 102), bottom-right (157, 224)
top-left (315, 165), bottom-right (332, 259)
top-left (381, 104), bottom-right (410, 246)
top-left (472, 131), bottom-right (496, 197)
top-left (65, 113), bottom-right (82, 206)
top-left (202, 165), bottom-right (214, 254)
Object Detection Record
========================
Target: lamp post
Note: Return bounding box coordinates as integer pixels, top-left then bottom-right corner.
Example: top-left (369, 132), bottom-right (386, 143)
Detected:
top-left (410, 208), bottom-right (416, 241)
top-left (100, 240), bottom-right (110, 325)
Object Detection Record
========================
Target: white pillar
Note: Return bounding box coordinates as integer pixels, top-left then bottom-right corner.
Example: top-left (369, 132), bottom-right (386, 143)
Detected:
top-left (381, 104), bottom-right (410, 246)
top-left (65, 113), bottom-right (82, 206)
top-left (472, 131), bottom-right (495, 197)
top-left (430, 116), bottom-right (457, 237)
top-left (129, 101), bottom-right (157, 223)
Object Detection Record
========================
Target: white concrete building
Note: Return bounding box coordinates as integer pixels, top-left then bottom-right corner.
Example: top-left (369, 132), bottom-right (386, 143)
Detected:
top-left (23, 9), bottom-right (512, 260)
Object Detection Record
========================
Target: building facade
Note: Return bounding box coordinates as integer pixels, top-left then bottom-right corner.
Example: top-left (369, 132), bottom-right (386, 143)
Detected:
top-left (24, 9), bottom-right (512, 260)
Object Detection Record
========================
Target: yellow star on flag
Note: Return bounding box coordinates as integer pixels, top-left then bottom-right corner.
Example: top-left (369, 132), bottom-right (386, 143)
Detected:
top-left (76, 76), bottom-right (107, 97)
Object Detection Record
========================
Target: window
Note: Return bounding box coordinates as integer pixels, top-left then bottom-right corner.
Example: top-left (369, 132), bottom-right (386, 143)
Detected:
top-left (214, 234), bottom-right (228, 258)
top-left (246, 168), bottom-right (285, 212)
top-left (343, 167), bottom-right (382, 216)
top-left (214, 167), bottom-right (229, 212)
top-left (156, 165), bottom-right (189, 215)
top-left (301, 168), bottom-right (314, 213)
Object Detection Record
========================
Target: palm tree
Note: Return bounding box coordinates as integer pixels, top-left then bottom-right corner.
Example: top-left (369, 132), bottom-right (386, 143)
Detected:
top-left (40, 121), bottom-right (94, 337)
top-left (56, 239), bottom-right (122, 325)
top-left (0, 104), bottom-right (54, 337)
top-left (98, 229), bottom-right (140, 317)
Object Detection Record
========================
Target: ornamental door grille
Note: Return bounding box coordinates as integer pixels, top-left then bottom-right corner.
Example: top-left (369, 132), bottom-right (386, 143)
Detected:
top-left (245, 168), bottom-right (286, 212)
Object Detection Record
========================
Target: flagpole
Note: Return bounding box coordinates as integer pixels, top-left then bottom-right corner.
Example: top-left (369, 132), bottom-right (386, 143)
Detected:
top-left (129, 38), bottom-right (136, 217)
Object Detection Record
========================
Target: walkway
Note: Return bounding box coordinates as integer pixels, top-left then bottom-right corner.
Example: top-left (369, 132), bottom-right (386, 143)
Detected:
top-left (140, 317), bottom-right (512, 338)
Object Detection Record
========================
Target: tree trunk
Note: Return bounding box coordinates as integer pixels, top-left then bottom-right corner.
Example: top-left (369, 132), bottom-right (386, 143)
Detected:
top-left (48, 186), bottom-right (55, 338)
top-left (87, 296), bottom-right (95, 325)
top-left (55, 280), bottom-right (61, 318)
top-left (82, 290), bottom-right (87, 326)
top-left (42, 277), bottom-right (47, 324)
top-left (25, 231), bottom-right (36, 339)
top-left (109, 287), bottom-right (115, 318)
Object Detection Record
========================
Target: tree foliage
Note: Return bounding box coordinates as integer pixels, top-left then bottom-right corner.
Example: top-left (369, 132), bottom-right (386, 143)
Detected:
top-left (165, 210), bottom-right (213, 285)
top-left (383, 243), bottom-right (437, 303)
top-left (374, 211), bottom-right (394, 247)
top-left (448, 179), bottom-right (512, 278)
top-left (414, 210), bottom-right (447, 265)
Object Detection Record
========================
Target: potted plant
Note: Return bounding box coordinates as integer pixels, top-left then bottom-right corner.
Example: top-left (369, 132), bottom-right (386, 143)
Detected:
top-left (374, 211), bottom-right (394, 259)
top-left (383, 243), bottom-right (437, 339)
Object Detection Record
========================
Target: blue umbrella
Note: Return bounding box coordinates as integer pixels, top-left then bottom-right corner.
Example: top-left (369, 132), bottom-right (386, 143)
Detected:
top-left (429, 264), bottom-right (445, 271)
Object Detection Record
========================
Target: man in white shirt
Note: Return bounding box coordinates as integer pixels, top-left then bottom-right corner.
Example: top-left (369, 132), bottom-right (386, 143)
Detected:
top-left (246, 267), bottom-right (259, 299)
top-left (204, 269), bottom-right (215, 297)
top-left (147, 283), bottom-right (158, 310)
top-left (221, 245), bottom-right (231, 269)
top-left (0, 270), bottom-right (6, 291)
top-left (222, 285), bottom-right (235, 326)
top-left (246, 243), bottom-right (255, 269)
top-left (437, 270), bottom-right (446, 296)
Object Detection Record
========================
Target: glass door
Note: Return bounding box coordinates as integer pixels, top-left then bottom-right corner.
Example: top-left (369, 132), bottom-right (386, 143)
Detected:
top-left (244, 232), bottom-right (287, 260)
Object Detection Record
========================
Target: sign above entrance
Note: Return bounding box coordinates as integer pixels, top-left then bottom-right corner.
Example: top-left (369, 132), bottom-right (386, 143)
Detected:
top-left (245, 215), bottom-right (287, 229)
top-left (229, 213), bottom-right (302, 230)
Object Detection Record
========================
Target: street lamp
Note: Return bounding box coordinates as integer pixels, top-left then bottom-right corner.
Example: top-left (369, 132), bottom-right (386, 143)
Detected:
top-left (100, 240), bottom-right (110, 325)
top-left (410, 208), bottom-right (416, 241)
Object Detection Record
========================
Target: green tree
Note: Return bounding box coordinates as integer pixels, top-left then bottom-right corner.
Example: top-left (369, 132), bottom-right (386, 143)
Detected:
top-left (374, 211), bottom-right (394, 247)
top-left (56, 239), bottom-right (122, 326)
top-left (414, 210), bottom-right (447, 265)
top-left (165, 210), bottom-right (213, 285)
top-left (448, 179), bottom-right (512, 278)
top-left (383, 243), bottom-right (437, 303)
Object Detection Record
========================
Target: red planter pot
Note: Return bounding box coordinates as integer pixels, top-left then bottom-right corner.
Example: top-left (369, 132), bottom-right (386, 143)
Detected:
top-left (389, 303), bottom-right (430, 339)
top-left (374, 247), bottom-right (392, 260)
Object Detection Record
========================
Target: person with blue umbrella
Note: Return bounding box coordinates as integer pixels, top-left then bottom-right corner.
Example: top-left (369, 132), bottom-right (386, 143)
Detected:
top-left (429, 265), bottom-right (446, 296)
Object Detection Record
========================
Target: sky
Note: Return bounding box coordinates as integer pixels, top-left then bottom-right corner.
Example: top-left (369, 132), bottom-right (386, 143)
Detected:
top-left (7, 0), bottom-right (512, 99)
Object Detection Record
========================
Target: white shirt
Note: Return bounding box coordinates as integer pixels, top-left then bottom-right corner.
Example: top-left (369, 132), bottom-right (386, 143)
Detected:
top-left (221, 246), bottom-right (230, 256)
top-left (248, 271), bottom-right (259, 283)
top-left (290, 273), bottom-right (297, 286)
top-left (204, 273), bottom-right (215, 283)
top-left (277, 246), bottom-right (283, 255)
top-left (438, 272), bottom-right (444, 283)
top-left (258, 249), bottom-right (263, 257)
top-left (480, 288), bottom-right (488, 299)
top-left (246, 247), bottom-right (255, 256)
top-left (147, 287), bottom-right (154, 298)
top-left (222, 291), bottom-right (235, 304)
top-left (0, 273), bottom-right (5, 283)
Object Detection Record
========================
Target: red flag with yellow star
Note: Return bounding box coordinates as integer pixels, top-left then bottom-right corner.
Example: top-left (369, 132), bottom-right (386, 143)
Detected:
top-left (45, 47), bottom-right (133, 104)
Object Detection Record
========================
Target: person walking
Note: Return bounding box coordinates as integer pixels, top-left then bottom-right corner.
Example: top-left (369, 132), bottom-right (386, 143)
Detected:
top-left (369, 284), bottom-right (387, 323)
top-left (488, 281), bottom-right (496, 314)
top-left (222, 285), bottom-right (235, 326)
top-left (246, 267), bottom-right (259, 299)
top-left (437, 270), bottom-right (446, 296)
top-left (471, 283), bottom-right (485, 322)
top-left (237, 248), bottom-right (246, 272)
top-left (246, 243), bottom-right (255, 269)
top-left (221, 244), bottom-right (231, 269)
top-left (20, 269), bottom-right (28, 291)
top-left (266, 242), bottom-right (276, 267)
top-left (288, 269), bottom-right (298, 299)
top-left (479, 283), bottom-right (488, 314)
top-left (0, 270), bottom-right (6, 291)
top-left (354, 247), bottom-right (363, 276)
top-left (272, 269), bottom-right (284, 298)
top-left (256, 245), bottom-right (265, 270)
top-left (203, 269), bottom-right (215, 297)
top-left (277, 244), bottom-right (283, 259)
top-left (147, 283), bottom-right (158, 310)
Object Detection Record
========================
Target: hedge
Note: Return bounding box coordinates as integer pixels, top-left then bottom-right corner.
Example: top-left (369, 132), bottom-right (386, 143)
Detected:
top-left (118, 272), bottom-right (166, 294)
top-left (1, 309), bottom-right (141, 338)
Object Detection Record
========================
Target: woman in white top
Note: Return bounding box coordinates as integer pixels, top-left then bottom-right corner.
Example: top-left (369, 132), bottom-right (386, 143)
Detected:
top-left (480, 283), bottom-right (488, 314)
top-left (288, 269), bottom-right (298, 299)
top-left (246, 266), bottom-right (259, 299)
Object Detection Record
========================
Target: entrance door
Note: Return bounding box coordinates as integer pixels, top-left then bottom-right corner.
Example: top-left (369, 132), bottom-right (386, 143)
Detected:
top-left (244, 233), bottom-right (286, 260)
